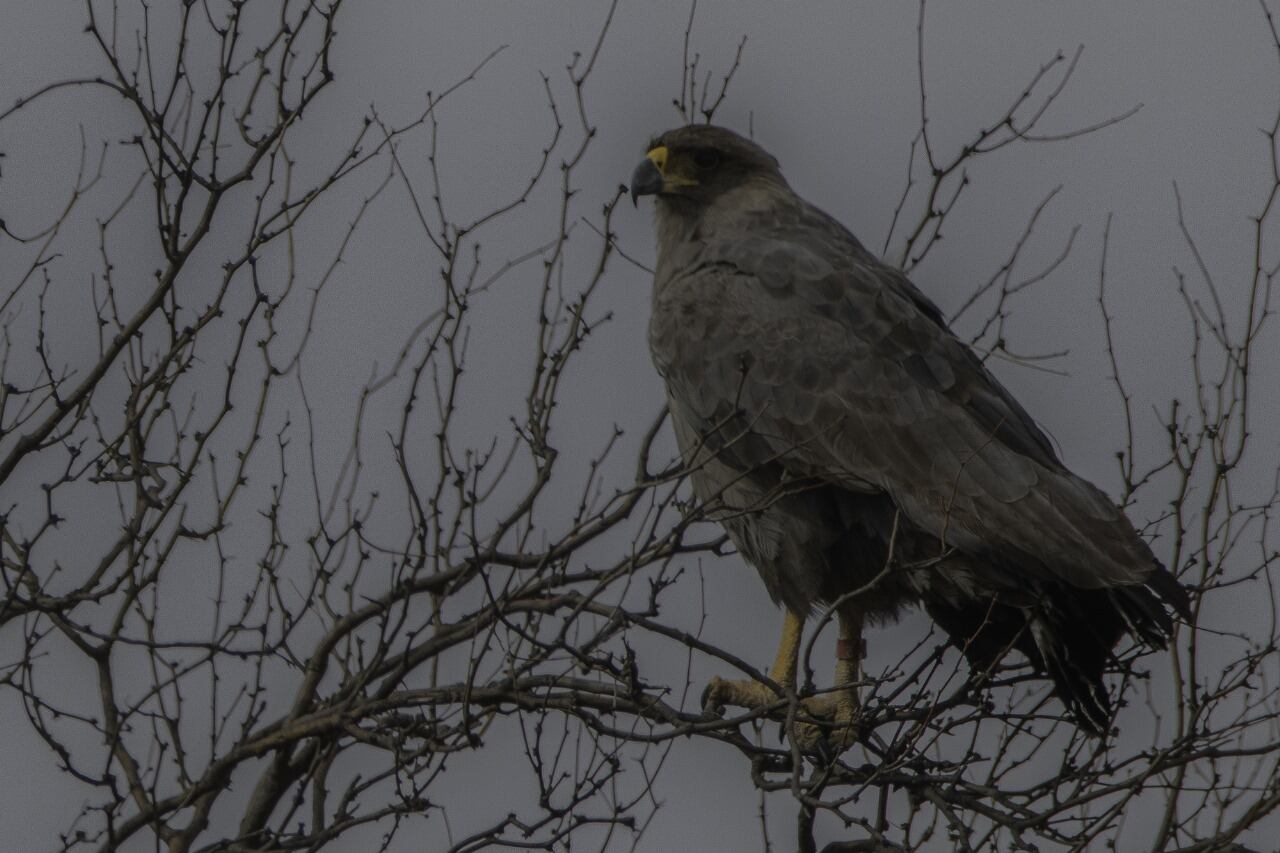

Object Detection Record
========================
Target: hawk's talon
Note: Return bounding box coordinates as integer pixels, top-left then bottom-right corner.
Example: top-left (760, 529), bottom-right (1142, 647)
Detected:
top-left (814, 732), bottom-right (836, 764)
top-left (788, 702), bottom-right (861, 759)
top-left (700, 676), bottom-right (729, 716)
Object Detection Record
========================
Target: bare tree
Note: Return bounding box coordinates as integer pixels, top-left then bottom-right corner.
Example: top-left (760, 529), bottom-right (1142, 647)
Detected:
top-left (1, 2), bottom-right (1277, 851)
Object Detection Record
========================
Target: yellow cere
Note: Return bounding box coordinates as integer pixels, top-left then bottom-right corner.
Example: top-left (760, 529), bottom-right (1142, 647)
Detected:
top-left (645, 145), bottom-right (668, 175)
top-left (645, 145), bottom-right (698, 189)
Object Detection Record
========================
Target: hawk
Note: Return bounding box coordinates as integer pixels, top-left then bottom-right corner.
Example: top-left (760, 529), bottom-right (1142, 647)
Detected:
top-left (630, 124), bottom-right (1187, 745)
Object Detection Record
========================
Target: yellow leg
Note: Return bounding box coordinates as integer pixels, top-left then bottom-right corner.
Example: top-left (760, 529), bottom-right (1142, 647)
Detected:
top-left (703, 609), bottom-right (804, 711)
top-left (828, 609), bottom-right (864, 749)
top-left (768, 608), bottom-right (804, 687)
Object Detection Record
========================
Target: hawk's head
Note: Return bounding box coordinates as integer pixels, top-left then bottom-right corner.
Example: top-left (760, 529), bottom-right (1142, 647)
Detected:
top-left (630, 125), bottom-right (784, 210)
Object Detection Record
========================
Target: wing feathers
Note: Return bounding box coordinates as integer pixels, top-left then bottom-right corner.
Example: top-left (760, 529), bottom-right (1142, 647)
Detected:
top-left (651, 229), bottom-right (1157, 592)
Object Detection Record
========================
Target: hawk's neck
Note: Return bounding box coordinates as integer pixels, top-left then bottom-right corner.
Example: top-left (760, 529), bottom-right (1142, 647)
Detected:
top-left (654, 179), bottom-right (794, 256)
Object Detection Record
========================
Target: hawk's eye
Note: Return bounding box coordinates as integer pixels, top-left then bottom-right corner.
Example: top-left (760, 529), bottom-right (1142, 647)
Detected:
top-left (693, 149), bottom-right (721, 169)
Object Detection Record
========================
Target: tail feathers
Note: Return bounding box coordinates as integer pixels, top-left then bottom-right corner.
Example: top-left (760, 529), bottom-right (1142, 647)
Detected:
top-left (1144, 563), bottom-right (1192, 620)
top-left (1028, 617), bottom-right (1112, 735)
top-left (927, 568), bottom-right (1188, 736)
top-left (1109, 563), bottom-right (1188, 651)
top-left (1111, 585), bottom-right (1174, 648)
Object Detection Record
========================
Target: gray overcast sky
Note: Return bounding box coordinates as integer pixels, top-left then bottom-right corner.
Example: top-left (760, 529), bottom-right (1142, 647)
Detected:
top-left (1, 1), bottom-right (1277, 850)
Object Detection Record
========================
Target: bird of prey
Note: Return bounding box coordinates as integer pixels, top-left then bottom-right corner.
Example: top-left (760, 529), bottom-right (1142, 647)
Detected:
top-left (630, 124), bottom-right (1188, 746)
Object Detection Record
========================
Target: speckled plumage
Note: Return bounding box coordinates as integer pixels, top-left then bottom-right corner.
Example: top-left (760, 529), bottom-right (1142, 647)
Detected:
top-left (635, 125), bottom-right (1188, 732)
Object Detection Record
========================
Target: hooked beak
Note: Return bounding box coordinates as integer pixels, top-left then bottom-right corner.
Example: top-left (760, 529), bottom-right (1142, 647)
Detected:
top-left (630, 146), bottom-right (668, 205)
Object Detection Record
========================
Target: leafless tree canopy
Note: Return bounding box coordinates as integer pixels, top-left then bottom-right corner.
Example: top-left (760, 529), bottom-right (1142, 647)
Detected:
top-left (2, 2), bottom-right (1278, 851)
